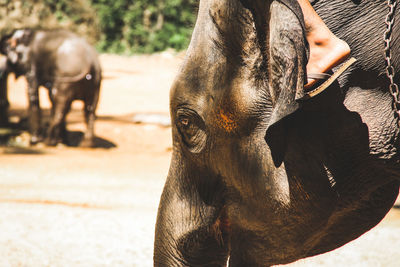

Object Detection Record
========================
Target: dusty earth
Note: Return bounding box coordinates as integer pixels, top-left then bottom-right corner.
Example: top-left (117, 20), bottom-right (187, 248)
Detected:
top-left (0, 53), bottom-right (399, 267)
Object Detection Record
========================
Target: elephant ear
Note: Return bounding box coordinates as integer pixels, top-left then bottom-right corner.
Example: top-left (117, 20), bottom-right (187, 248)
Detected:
top-left (7, 50), bottom-right (18, 65)
top-left (0, 33), bottom-right (13, 55)
top-left (264, 0), bottom-right (309, 167)
top-left (239, 0), bottom-right (308, 167)
top-left (4, 29), bottom-right (34, 65)
top-left (10, 29), bottom-right (34, 47)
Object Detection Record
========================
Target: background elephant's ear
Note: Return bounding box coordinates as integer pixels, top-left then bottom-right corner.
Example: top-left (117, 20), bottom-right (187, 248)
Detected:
top-left (11, 29), bottom-right (34, 47)
top-left (7, 51), bottom-right (18, 64)
top-left (20, 29), bottom-right (34, 45)
top-left (0, 33), bottom-right (12, 54)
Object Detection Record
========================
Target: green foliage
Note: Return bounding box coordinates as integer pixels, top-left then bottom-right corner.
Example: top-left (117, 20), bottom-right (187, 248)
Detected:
top-left (91, 0), bottom-right (198, 53)
top-left (0, 0), bottom-right (100, 44)
top-left (0, 0), bottom-right (198, 54)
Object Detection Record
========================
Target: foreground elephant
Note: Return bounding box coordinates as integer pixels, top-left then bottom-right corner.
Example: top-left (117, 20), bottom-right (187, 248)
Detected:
top-left (0, 29), bottom-right (102, 146)
top-left (155, 0), bottom-right (400, 265)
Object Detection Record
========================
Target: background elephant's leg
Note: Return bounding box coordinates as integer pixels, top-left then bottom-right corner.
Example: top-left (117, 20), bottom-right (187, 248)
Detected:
top-left (45, 91), bottom-right (72, 146)
top-left (81, 89), bottom-right (99, 147)
top-left (0, 70), bottom-right (9, 126)
top-left (47, 86), bottom-right (68, 141)
top-left (47, 87), bottom-right (56, 118)
top-left (26, 75), bottom-right (42, 144)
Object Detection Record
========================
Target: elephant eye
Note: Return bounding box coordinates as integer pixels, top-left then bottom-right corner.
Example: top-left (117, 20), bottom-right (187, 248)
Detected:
top-left (176, 109), bottom-right (207, 153)
top-left (179, 117), bottom-right (190, 127)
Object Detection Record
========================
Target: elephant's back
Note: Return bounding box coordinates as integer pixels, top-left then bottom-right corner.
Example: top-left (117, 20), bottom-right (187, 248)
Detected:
top-left (313, 0), bottom-right (400, 160)
top-left (33, 30), bottom-right (100, 82)
top-left (55, 38), bottom-right (94, 76)
top-left (314, 0), bottom-right (400, 86)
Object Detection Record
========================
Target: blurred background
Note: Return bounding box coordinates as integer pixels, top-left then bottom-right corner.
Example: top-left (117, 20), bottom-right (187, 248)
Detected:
top-left (0, 0), bottom-right (197, 53)
top-left (0, 1), bottom-right (399, 266)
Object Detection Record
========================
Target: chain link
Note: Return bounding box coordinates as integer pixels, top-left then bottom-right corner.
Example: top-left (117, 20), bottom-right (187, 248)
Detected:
top-left (384, 0), bottom-right (400, 124)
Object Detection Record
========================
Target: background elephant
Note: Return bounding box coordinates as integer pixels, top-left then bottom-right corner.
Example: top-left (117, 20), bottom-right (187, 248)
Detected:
top-left (0, 29), bottom-right (102, 147)
top-left (154, 0), bottom-right (400, 266)
top-left (0, 55), bottom-right (9, 125)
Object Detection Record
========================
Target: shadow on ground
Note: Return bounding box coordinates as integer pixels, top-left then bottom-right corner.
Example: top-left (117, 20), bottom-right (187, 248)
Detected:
top-left (0, 109), bottom-right (171, 154)
top-left (1, 108), bottom-right (117, 150)
top-left (1, 107), bottom-right (171, 151)
top-left (66, 131), bottom-right (116, 148)
top-left (2, 146), bottom-right (47, 155)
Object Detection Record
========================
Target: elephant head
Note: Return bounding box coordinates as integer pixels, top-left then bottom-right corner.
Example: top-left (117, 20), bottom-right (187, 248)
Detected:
top-left (154, 0), bottom-right (399, 265)
top-left (0, 29), bottom-right (33, 75)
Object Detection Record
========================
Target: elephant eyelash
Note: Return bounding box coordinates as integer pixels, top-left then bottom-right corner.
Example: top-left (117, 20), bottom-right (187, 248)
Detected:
top-left (176, 107), bottom-right (203, 126)
top-left (175, 108), bottom-right (207, 153)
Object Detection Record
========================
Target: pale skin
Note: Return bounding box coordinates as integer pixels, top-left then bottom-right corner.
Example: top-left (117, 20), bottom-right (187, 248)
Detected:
top-left (297, 0), bottom-right (351, 89)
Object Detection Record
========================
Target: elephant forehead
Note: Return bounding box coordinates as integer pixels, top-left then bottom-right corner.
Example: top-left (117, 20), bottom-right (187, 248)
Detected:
top-left (214, 80), bottom-right (258, 133)
top-left (216, 108), bottom-right (238, 133)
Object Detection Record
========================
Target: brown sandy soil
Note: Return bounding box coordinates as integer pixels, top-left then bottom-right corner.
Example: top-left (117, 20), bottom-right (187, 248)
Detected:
top-left (0, 52), bottom-right (399, 266)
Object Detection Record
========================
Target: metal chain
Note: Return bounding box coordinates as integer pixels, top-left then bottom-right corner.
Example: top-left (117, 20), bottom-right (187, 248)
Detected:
top-left (384, 0), bottom-right (400, 124)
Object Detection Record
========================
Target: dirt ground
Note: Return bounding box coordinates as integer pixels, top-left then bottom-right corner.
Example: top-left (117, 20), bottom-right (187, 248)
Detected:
top-left (0, 53), bottom-right (399, 267)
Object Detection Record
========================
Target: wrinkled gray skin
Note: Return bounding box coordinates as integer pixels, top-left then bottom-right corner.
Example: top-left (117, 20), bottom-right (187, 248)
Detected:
top-left (155, 0), bottom-right (400, 266)
top-left (0, 29), bottom-right (101, 146)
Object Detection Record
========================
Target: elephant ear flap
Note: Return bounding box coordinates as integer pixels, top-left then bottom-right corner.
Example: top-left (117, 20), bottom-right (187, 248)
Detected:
top-left (0, 33), bottom-right (12, 54)
top-left (10, 29), bottom-right (34, 47)
top-left (20, 29), bottom-right (34, 45)
top-left (7, 50), bottom-right (19, 64)
top-left (264, 64), bottom-right (301, 168)
top-left (264, 0), bottom-right (309, 167)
